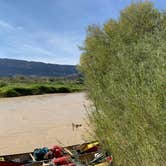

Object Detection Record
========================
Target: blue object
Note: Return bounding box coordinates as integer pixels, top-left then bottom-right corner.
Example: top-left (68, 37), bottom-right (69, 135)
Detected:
top-left (33, 147), bottom-right (49, 161)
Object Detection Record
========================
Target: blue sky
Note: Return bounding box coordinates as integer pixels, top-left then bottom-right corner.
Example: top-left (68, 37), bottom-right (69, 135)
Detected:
top-left (0, 0), bottom-right (166, 65)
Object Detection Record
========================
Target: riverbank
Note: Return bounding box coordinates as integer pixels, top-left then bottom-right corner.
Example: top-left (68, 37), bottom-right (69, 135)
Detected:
top-left (0, 77), bottom-right (84, 97)
top-left (0, 92), bottom-right (90, 155)
top-left (0, 83), bottom-right (83, 97)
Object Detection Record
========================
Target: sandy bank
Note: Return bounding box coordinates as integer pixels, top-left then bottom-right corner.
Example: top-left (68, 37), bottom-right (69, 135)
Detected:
top-left (0, 93), bottom-right (90, 155)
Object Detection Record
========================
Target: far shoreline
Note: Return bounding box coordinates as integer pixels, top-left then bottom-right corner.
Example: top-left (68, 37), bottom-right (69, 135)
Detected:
top-left (0, 82), bottom-right (84, 98)
top-left (0, 90), bottom-right (85, 99)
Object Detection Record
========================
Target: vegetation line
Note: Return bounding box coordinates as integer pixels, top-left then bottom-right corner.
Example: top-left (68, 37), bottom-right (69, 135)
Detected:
top-left (0, 77), bottom-right (84, 97)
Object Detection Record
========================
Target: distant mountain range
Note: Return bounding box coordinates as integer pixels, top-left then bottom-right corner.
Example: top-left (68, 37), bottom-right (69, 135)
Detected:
top-left (0, 58), bottom-right (79, 77)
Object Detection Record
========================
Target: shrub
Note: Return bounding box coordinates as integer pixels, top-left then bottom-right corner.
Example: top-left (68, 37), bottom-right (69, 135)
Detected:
top-left (3, 89), bottom-right (20, 97)
top-left (13, 87), bottom-right (33, 96)
top-left (57, 86), bottom-right (71, 93)
top-left (80, 2), bottom-right (166, 166)
top-left (0, 82), bottom-right (7, 88)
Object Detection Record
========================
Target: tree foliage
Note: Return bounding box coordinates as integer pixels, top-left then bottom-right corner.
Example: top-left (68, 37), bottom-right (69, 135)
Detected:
top-left (80, 1), bottom-right (166, 166)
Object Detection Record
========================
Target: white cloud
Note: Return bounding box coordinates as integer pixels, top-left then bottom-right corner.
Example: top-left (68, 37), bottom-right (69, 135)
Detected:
top-left (47, 34), bottom-right (82, 55)
top-left (22, 44), bottom-right (55, 57)
top-left (0, 20), bottom-right (14, 30)
top-left (0, 20), bottom-right (24, 31)
top-left (0, 21), bottom-right (84, 64)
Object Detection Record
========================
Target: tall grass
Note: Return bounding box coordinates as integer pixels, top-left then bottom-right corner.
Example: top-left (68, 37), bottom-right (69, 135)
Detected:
top-left (80, 2), bottom-right (166, 166)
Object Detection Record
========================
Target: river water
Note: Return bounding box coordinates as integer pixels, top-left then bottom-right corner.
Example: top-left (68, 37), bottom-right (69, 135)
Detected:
top-left (0, 93), bottom-right (90, 155)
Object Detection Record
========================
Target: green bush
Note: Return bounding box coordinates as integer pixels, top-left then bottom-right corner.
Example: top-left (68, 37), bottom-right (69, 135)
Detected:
top-left (0, 82), bottom-right (7, 88)
top-left (80, 2), bottom-right (166, 166)
top-left (58, 86), bottom-right (71, 93)
top-left (36, 85), bottom-right (56, 94)
top-left (36, 85), bottom-right (71, 93)
top-left (13, 87), bottom-right (33, 96)
top-left (3, 89), bottom-right (20, 97)
top-left (0, 84), bottom-right (81, 97)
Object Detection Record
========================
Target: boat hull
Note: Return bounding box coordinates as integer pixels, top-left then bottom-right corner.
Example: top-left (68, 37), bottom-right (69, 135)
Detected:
top-left (0, 142), bottom-right (99, 166)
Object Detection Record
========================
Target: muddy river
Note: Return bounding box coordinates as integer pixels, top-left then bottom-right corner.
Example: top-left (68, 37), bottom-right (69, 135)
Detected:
top-left (0, 93), bottom-right (90, 155)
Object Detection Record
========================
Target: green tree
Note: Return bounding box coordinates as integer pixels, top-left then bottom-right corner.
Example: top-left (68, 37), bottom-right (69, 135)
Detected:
top-left (80, 1), bottom-right (166, 166)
